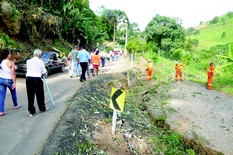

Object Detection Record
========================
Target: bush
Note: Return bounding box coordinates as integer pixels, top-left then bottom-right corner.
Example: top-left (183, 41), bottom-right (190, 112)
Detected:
top-left (173, 48), bottom-right (183, 60)
top-left (227, 11), bottom-right (233, 18)
top-left (222, 32), bottom-right (226, 38)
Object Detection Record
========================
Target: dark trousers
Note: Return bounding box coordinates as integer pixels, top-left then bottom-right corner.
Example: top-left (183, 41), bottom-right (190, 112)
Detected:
top-left (80, 62), bottom-right (88, 81)
top-left (26, 77), bottom-right (46, 114)
top-left (101, 58), bottom-right (105, 67)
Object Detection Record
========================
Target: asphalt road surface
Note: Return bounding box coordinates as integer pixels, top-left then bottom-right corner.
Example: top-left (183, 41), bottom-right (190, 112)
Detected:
top-left (0, 69), bottom-right (81, 155)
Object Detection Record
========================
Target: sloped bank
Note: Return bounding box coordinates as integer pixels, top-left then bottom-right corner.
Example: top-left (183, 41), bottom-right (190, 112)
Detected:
top-left (40, 68), bottom-right (223, 155)
top-left (142, 81), bottom-right (225, 155)
top-left (40, 72), bottom-right (156, 155)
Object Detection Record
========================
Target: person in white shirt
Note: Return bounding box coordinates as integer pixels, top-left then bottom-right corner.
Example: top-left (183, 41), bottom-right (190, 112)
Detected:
top-left (0, 50), bottom-right (20, 116)
top-left (69, 45), bottom-right (80, 78)
top-left (26, 49), bottom-right (49, 118)
top-left (77, 44), bottom-right (90, 82)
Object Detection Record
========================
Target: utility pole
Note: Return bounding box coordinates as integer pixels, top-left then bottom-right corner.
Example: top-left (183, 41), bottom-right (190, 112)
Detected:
top-left (113, 23), bottom-right (116, 43)
top-left (124, 24), bottom-right (128, 54)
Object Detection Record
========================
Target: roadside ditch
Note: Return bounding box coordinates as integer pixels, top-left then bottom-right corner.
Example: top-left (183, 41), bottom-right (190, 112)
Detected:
top-left (40, 67), bottom-right (223, 155)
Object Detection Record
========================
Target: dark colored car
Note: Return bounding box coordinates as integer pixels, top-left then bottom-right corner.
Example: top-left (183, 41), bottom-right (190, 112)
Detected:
top-left (15, 51), bottom-right (65, 77)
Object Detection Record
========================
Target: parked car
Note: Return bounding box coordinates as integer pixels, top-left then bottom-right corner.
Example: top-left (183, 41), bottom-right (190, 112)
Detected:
top-left (15, 51), bottom-right (65, 77)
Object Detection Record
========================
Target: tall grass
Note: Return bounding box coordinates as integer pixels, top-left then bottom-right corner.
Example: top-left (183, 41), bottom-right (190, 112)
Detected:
top-left (144, 54), bottom-right (233, 96)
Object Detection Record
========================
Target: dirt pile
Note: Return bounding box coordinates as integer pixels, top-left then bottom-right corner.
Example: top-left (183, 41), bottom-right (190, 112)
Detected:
top-left (144, 76), bottom-right (233, 154)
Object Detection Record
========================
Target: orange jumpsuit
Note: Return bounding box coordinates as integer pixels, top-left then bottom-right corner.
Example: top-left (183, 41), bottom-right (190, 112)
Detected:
top-left (175, 64), bottom-right (183, 81)
top-left (207, 65), bottom-right (215, 90)
top-left (147, 62), bottom-right (153, 81)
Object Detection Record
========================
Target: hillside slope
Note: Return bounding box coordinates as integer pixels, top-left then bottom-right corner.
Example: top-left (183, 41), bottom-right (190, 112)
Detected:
top-left (191, 15), bottom-right (233, 49)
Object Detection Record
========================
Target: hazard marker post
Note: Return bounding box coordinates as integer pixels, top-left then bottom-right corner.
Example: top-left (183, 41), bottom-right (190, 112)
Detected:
top-left (109, 87), bottom-right (126, 135)
top-left (130, 54), bottom-right (134, 68)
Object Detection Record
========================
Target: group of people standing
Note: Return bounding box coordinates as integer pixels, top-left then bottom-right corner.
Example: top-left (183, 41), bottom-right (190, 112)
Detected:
top-left (146, 60), bottom-right (215, 90)
top-left (174, 61), bottom-right (215, 90)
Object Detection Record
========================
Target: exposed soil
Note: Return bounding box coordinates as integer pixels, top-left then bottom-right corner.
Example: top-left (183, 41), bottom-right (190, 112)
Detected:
top-left (40, 57), bottom-right (233, 155)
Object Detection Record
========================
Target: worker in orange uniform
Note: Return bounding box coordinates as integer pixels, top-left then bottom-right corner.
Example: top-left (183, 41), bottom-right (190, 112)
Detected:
top-left (207, 62), bottom-right (215, 90)
top-left (175, 61), bottom-right (184, 82)
top-left (146, 60), bottom-right (153, 81)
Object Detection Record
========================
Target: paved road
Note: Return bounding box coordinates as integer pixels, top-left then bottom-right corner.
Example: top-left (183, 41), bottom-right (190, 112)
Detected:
top-left (0, 69), bottom-right (81, 155)
top-left (0, 57), bottom-right (130, 155)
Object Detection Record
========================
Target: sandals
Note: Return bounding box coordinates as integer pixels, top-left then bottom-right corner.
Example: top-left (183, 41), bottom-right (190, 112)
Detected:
top-left (0, 112), bottom-right (6, 116)
top-left (14, 105), bottom-right (21, 110)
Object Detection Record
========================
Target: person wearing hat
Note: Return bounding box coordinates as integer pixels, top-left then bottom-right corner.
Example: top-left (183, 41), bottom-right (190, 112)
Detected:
top-left (207, 62), bottom-right (215, 90)
top-left (175, 61), bottom-right (184, 82)
top-left (146, 60), bottom-right (153, 81)
top-left (70, 45), bottom-right (80, 78)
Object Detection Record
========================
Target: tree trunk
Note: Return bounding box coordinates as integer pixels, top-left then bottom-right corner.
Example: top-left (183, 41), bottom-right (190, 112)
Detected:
top-left (124, 25), bottom-right (128, 54)
top-left (113, 23), bottom-right (116, 43)
top-left (158, 47), bottom-right (160, 57)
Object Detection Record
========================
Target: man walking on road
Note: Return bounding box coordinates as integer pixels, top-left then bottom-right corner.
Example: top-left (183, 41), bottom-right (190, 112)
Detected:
top-left (26, 49), bottom-right (49, 117)
top-left (77, 44), bottom-right (90, 82)
top-left (70, 45), bottom-right (80, 78)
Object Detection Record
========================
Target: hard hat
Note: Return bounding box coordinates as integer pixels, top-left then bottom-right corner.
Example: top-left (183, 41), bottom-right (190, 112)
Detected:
top-left (175, 61), bottom-right (178, 64)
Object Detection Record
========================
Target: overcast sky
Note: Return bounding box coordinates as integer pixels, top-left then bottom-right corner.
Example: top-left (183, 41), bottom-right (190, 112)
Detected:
top-left (89, 0), bottom-right (233, 31)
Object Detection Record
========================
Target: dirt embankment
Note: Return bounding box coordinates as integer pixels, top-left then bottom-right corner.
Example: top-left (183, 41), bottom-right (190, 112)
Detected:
top-left (40, 58), bottom-right (233, 155)
top-left (41, 73), bottom-right (156, 155)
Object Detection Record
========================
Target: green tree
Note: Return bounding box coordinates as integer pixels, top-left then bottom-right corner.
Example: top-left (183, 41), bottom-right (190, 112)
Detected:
top-left (145, 15), bottom-right (186, 56)
top-left (209, 16), bottom-right (218, 24)
top-left (222, 32), bottom-right (226, 38)
top-left (100, 7), bottom-right (128, 43)
top-left (217, 44), bottom-right (233, 72)
top-left (227, 11), bottom-right (233, 18)
top-left (186, 27), bottom-right (195, 35)
top-left (127, 36), bottom-right (146, 53)
top-left (221, 17), bottom-right (226, 25)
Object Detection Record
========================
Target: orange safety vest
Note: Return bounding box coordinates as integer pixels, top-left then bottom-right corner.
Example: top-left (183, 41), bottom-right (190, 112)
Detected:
top-left (92, 54), bottom-right (101, 65)
top-left (208, 65), bottom-right (215, 77)
top-left (147, 62), bottom-right (153, 81)
top-left (207, 65), bottom-right (215, 90)
top-left (175, 64), bottom-right (183, 73)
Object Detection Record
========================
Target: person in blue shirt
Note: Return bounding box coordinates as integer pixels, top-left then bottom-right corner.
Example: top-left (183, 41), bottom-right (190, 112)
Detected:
top-left (77, 44), bottom-right (90, 82)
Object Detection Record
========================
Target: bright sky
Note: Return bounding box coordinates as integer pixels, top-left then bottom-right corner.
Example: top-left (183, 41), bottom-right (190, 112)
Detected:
top-left (89, 0), bottom-right (233, 31)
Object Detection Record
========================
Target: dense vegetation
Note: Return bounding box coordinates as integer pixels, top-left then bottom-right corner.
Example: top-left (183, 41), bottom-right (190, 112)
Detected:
top-left (0, 0), bottom-right (136, 53)
top-left (1, 0), bottom-right (232, 154)
top-left (0, 0), bottom-right (232, 93)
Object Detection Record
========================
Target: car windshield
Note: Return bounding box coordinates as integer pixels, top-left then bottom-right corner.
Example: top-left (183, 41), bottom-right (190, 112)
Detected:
top-left (41, 53), bottom-right (50, 62)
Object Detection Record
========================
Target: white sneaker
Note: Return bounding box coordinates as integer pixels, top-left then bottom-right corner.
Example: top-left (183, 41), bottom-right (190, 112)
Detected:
top-left (45, 106), bottom-right (50, 111)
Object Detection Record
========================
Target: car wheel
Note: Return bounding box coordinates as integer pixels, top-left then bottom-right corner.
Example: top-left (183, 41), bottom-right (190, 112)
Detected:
top-left (60, 64), bottom-right (65, 72)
